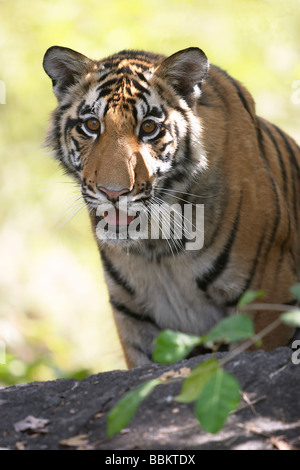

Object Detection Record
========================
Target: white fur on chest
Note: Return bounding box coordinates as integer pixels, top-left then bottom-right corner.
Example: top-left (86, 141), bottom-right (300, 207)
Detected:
top-left (107, 250), bottom-right (225, 336)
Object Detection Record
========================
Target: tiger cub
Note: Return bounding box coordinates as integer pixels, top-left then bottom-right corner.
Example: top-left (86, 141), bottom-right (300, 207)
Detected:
top-left (43, 46), bottom-right (300, 368)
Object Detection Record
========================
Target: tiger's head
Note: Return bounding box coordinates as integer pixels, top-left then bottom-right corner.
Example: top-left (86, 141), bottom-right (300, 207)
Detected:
top-left (43, 46), bottom-right (209, 248)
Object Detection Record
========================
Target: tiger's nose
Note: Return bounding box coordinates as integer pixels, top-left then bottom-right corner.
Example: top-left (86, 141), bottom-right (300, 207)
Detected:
top-left (98, 186), bottom-right (130, 202)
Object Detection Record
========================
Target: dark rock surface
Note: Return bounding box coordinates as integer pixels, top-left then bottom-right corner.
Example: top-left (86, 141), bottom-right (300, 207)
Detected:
top-left (0, 347), bottom-right (300, 450)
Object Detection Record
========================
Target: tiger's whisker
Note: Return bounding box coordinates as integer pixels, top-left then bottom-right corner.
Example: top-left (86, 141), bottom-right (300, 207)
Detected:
top-left (154, 191), bottom-right (202, 206)
top-left (51, 201), bottom-right (87, 233)
top-left (32, 181), bottom-right (79, 185)
top-left (152, 195), bottom-right (199, 233)
top-left (158, 187), bottom-right (215, 199)
top-left (50, 196), bottom-right (84, 231)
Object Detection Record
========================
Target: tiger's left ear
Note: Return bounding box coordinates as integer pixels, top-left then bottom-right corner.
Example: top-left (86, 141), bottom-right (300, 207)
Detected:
top-left (155, 47), bottom-right (209, 105)
top-left (43, 46), bottom-right (92, 100)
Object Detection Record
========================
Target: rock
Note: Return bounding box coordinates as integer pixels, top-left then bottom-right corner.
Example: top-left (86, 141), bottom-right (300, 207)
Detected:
top-left (0, 347), bottom-right (299, 450)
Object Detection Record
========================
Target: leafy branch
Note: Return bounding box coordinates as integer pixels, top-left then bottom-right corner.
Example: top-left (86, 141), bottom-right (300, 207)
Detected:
top-left (107, 285), bottom-right (300, 437)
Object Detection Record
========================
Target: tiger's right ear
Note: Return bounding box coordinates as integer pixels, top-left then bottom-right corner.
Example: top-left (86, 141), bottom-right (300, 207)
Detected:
top-left (43, 46), bottom-right (92, 100)
top-left (155, 47), bottom-right (209, 106)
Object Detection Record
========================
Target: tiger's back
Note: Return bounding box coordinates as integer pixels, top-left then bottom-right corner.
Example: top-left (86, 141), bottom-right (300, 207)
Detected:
top-left (43, 46), bottom-right (300, 367)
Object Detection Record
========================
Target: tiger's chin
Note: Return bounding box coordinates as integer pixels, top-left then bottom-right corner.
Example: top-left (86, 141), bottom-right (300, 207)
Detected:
top-left (95, 231), bottom-right (147, 257)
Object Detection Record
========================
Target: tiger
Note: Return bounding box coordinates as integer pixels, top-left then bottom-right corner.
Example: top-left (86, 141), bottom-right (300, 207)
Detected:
top-left (43, 45), bottom-right (300, 368)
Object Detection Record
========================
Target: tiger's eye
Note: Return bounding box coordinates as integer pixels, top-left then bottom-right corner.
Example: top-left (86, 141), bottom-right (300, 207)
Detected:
top-left (85, 118), bottom-right (100, 132)
top-left (141, 120), bottom-right (157, 135)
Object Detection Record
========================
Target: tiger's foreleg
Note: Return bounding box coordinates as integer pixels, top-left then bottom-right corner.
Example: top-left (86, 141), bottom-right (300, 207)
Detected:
top-left (111, 306), bottom-right (161, 368)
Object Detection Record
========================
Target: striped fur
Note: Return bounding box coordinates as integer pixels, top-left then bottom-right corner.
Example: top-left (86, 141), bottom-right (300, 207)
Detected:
top-left (43, 46), bottom-right (300, 368)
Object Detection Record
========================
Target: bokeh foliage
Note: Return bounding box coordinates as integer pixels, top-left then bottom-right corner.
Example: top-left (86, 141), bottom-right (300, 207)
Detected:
top-left (0, 0), bottom-right (299, 385)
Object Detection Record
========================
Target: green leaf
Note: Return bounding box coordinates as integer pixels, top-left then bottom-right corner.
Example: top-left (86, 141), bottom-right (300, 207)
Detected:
top-left (107, 378), bottom-right (161, 437)
top-left (238, 290), bottom-right (265, 308)
top-left (290, 284), bottom-right (300, 301)
top-left (203, 314), bottom-right (254, 347)
top-left (280, 310), bottom-right (300, 327)
top-left (175, 358), bottom-right (219, 403)
top-left (195, 369), bottom-right (241, 433)
top-left (152, 329), bottom-right (201, 364)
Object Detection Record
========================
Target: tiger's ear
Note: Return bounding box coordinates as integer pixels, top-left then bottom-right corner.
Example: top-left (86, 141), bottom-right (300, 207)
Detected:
top-left (155, 47), bottom-right (209, 105)
top-left (43, 46), bottom-right (92, 100)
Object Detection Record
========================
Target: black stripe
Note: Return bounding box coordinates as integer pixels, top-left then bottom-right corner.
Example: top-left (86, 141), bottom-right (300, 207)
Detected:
top-left (155, 129), bottom-right (166, 140)
top-left (149, 106), bottom-right (164, 119)
top-left (224, 232), bottom-right (265, 308)
top-left (268, 127), bottom-right (300, 252)
top-left (64, 117), bottom-right (80, 140)
top-left (232, 80), bottom-right (255, 123)
top-left (103, 102), bottom-right (109, 117)
top-left (123, 75), bottom-right (131, 86)
top-left (96, 71), bottom-right (111, 84)
top-left (162, 128), bottom-right (191, 187)
top-left (112, 50), bottom-right (154, 61)
top-left (110, 298), bottom-right (157, 326)
top-left (80, 104), bottom-right (94, 116)
top-left (136, 71), bottom-right (150, 84)
top-left (128, 59), bottom-right (154, 70)
top-left (207, 72), bottom-right (228, 109)
top-left (258, 118), bottom-right (288, 196)
top-left (125, 97), bottom-right (137, 105)
top-left (101, 60), bottom-right (118, 69)
top-left (214, 66), bottom-right (255, 123)
top-left (167, 167), bottom-right (188, 183)
top-left (71, 136), bottom-right (80, 151)
top-left (174, 105), bottom-right (188, 120)
top-left (271, 124), bottom-right (300, 177)
top-left (135, 92), bottom-right (150, 112)
top-left (100, 252), bottom-right (135, 296)
top-left (97, 88), bottom-right (112, 99)
top-left (130, 77), bottom-right (150, 95)
top-left (59, 102), bottom-right (73, 112)
top-left (174, 123), bottom-right (180, 148)
top-left (197, 193), bottom-right (242, 292)
top-left (76, 99), bottom-right (88, 115)
top-left (107, 92), bottom-right (121, 106)
top-left (75, 124), bottom-right (91, 139)
top-left (97, 77), bottom-right (119, 90)
top-left (159, 141), bottom-right (173, 153)
top-left (183, 130), bottom-right (192, 163)
top-left (159, 167), bottom-right (186, 190)
top-left (256, 125), bottom-right (281, 256)
top-left (131, 105), bottom-right (138, 124)
top-left (113, 65), bottom-right (133, 75)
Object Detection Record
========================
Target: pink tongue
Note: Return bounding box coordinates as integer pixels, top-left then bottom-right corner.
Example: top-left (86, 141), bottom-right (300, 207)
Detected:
top-left (104, 208), bottom-right (134, 226)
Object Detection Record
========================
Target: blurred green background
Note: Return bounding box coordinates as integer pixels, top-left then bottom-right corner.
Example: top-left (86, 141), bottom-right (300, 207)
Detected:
top-left (0, 0), bottom-right (299, 385)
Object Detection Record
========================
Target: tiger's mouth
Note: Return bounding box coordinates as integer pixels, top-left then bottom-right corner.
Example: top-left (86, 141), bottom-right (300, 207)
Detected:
top-left (103, 208), bottom-right (136, 227)
top-left (94, 202), bottom-right (146, 241)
